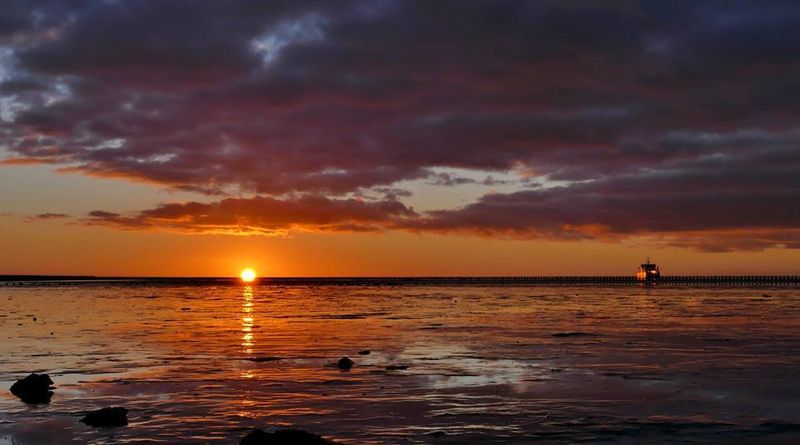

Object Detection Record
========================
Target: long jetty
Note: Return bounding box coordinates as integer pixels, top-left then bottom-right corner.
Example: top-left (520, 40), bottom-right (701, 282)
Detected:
top-left (1, 275), bottom-right (799, 286)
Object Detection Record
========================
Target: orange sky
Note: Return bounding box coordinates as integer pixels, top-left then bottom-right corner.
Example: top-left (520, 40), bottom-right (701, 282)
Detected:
top-left (1, 165), bottom-right (799, 276)
top-left (2, 214), bottom-right (799, 277)
top-left (2, 2), bottom-right (800, 276)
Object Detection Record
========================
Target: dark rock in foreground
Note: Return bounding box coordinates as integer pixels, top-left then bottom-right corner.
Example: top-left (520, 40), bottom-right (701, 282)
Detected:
top-left (551, 332), bottom-right (595, 338)
top-left (241, 428), bottom-right (337, 445)
top-left (80, 407), bottom-right (128, 427)
top-left (245, 356), bottom-right (282, 362)
top-left (10, 373), bottom-right (54, 404)
top-left (385, 364), bottom-right (410, 370)
top-left (337, 357), bottom-right (354, 370)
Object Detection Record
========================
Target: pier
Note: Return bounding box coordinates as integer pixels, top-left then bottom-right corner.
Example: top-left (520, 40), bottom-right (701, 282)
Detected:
top-left (1, 275), bottom-right (799, 286)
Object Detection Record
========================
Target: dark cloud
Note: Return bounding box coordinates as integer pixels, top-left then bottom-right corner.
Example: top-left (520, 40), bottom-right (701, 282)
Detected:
top-left (86, 195), bottom-right (415, 235)
top-left (405, 142), bottom-right (800, 250)
top-left (31, 212), bottom-right (68, 219)
top-left (1, 0), bottom-right (799, 249)
top-left (427, 172), bottom-right (477, 187)
top-left (87, 210), bottom-right (120, 218)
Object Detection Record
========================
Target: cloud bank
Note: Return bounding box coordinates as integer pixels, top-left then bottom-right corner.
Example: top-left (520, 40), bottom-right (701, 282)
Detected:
top-left (2, 1), bottom-right (800, 250)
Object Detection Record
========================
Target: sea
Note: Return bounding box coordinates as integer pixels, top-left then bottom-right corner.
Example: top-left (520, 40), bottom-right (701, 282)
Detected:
top-left (1, 284), bottom-right (799, 444)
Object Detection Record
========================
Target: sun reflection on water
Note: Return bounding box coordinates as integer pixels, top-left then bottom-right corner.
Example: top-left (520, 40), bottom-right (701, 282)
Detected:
top-left (2, 286), bottom-right (799, 443)
top-left (239, 285), bottom-right (256, 420)
top-left (241, 285), bottom-right (255, 359)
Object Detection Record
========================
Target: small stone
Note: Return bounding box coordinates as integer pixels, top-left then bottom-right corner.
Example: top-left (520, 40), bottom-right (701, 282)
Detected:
top-left (428, 431), bottom-right (447, 438)
top-left (241, 429), bottom-right (271, 445)
top-left (337, 357), bottom-right (354, 370)
top-left (551, 332), bottom-right (594, 338)
top-left (9, 373), bottom-right (54, 404)
top-left (245, 356), bottom-right (282, 362)
top-left (80, 407), bottom-right (128, 427)
top-left (385, 364), bottom-right (409, 371)
top-left (357, 350), bottom-right (371, 355)
top-left (240, 428), bottom-right (337, 445)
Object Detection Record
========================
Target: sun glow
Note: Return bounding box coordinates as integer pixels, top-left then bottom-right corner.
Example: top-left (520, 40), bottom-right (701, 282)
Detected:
top-left (240, 268), bottom-right (257, 282)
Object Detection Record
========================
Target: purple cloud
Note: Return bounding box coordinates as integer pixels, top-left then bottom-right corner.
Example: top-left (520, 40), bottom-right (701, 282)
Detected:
top-left (31, 212), bottom-right (69, 219)
top-left (1, 1), bottom-right (799, 250)
top-left (86, 195), bottom-right (415, 235)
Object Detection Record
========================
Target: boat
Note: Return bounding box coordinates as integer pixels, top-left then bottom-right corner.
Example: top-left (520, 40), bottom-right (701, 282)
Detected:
top-left (636, 258), bottom-right (661, 281)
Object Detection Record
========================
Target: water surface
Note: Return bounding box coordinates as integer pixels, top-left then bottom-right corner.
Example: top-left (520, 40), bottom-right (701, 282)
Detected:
top-left (1, 285), bottom-right (799, 444)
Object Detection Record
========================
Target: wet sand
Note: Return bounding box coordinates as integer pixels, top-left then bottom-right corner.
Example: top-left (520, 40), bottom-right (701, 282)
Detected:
top-left (1, 285), bottom-right (799, 444)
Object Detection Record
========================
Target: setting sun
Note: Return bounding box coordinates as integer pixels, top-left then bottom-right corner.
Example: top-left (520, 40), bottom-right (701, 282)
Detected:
top-left (240, 268), bottom-right (257, 282)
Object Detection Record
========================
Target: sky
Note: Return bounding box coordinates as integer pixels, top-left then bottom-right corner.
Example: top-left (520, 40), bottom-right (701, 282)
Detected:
top-left (1, 0), bottom-right (799, 276)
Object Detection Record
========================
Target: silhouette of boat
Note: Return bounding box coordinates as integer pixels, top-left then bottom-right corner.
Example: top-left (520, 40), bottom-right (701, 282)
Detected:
top-left (636, 258), bottom-right (660, 282)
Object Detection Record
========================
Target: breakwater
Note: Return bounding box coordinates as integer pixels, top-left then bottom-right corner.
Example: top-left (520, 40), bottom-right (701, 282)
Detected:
top-left (1, 275), bottom-right (799, 286)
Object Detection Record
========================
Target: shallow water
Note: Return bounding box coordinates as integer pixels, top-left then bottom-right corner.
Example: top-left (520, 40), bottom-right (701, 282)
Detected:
top-left (1, 285), bottom-right (799, 444)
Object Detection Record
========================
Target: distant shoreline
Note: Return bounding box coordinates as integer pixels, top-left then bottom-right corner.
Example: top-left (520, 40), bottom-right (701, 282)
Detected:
top-left (1, 275), bottom-right (799, 286)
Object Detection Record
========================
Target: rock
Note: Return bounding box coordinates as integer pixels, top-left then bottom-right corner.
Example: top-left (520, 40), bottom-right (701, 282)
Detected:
top-left (241, 429), bottom-right (271, 445)
top-left (80, 407), bottom-right (128, 427)
top-left (10, 373), bottom-right (54, 404)
top-left (357, 350), bottom-right (371, 355)
top-left (428, 431), bottom-right (447, 438)
top-left (245, 356), bottom-right (282, 362)
top-left (240, 428), bottom-right (337, 445)
top-left (337, 357), bottom-right (354, 370)
top-left (385, 364), bottom-right (409, 371)
top-left (551, 332), bottom-right (595, 338)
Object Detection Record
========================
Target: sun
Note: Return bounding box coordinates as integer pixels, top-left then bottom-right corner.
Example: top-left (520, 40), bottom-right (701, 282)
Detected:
top-left (240, 268), bottom-right (257, 282)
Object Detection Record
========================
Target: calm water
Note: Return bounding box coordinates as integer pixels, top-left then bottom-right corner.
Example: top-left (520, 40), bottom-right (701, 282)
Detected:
top-left (1, 285), bottom-right (799, 444)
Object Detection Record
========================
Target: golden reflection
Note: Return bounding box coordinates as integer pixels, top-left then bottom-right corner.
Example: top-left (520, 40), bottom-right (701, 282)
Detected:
top-left (238, 285), bottom-right (257, 418)
top-left (241, 285), bottom-right (254, 357)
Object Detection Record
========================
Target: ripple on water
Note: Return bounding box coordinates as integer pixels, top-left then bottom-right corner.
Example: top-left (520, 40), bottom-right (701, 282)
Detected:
top-left (1, 285), bottom-right (800, 444)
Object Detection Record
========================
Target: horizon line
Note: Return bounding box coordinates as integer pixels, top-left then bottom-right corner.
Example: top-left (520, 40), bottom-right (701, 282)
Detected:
top-left (2, 273), bottom-right (800, 279)
top-left (3, 275), bottom-right (799, 287)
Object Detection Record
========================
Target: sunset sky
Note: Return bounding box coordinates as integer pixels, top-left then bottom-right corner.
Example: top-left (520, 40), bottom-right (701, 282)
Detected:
top-left (1, 1), bottom-right (799, 276)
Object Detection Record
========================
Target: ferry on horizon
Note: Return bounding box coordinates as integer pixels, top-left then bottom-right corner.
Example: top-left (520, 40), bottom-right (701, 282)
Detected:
top-left (637, 258), bottom-right (661, 282)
